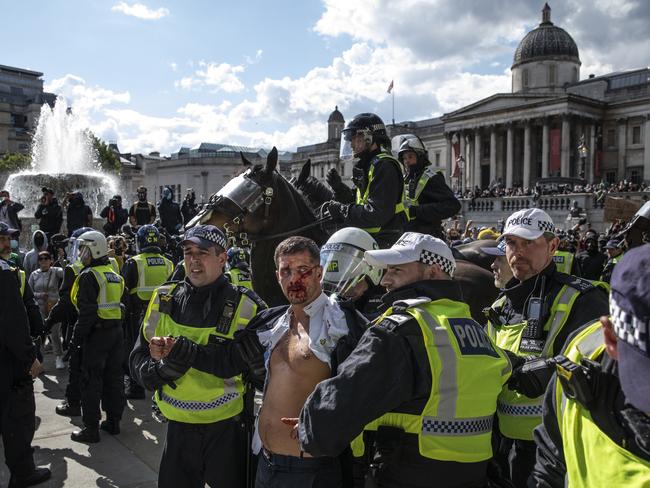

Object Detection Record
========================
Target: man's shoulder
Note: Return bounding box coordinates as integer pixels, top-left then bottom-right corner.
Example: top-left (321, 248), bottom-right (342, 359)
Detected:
top-left (553, 272), bottom-right (603, 294)
top-left (249, 305), bottom-right (288, 332)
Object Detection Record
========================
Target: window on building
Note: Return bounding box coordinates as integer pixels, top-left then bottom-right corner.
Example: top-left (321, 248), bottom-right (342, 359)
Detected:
top-left (435, 152), bottom-right (441, 167)
top-left (607, 129), bottom-right (616, 148)
top-left (482, 139), bottom-right (491, 158)
top-left (549, 65), bottom-right (557, 86)
top-left (632, 125), bottom-right (641, 145)
top-left (523, 69), bottom-right (529, 88)
top-left (605, 171), bottom-right (616, 184)
top-left (629, 168), bottom-right (641, 185)
top-left (176, 184), bottom-right (182, 203)
top-left (573, 67), bottom-right (579, 82)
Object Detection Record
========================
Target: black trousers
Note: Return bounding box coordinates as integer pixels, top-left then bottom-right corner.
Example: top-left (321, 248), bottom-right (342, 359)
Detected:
top-left (496, 438), bottom-right (537, 488)
top-left (159, 418), bottom-right (247, 488)
top-left (1, 380), bottom-right (36, 479)
top-left (255, 449), bottom-right (343, 488)
top-left (65, 343), bottom-right (82, 404)
top-left (80, 326), bottom-right (125, 426)
top-left (123, 304), bottom-right (145, 378)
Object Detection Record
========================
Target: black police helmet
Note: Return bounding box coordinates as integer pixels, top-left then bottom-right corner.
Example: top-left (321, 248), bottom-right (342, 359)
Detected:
top-left (342, 113), bottom-right (390, 147)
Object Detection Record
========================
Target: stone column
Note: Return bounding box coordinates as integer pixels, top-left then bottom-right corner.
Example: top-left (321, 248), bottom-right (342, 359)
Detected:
top-left (506, 124), bottom-right (514, 188)
top-left (542, 119), bottom-right (549, 178)
top-left (523, 122), bottom-right (532, 189)
top-left (561, 116), bottom-right (571, 177)
top-left (459, 131), bottom-right (466, 193)
top-left (644, 115), bottom-right (650, 183)
top-left (618, 118), bottom-right (627, 180)
top-left (587, 122), bottom-right (596, 183)
top-left (490, 127), bottom-right (497, 185)
top-left (474, 130), bottom-right (482, 189)
top-left (445, 133), bottom-right (453, 184)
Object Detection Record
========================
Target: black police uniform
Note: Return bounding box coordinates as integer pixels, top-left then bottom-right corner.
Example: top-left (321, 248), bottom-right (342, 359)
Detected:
top-left (72, 256), bottom-right (125, 439)
top-left (403, 164), bottom-right (461, 239)
top-left (47, 265), bottom-right (83, 414)
top-left (353, 283), bottom-right (386, 321)
top-left (299, 280), bottom-right (492, 488)
top-left (336, 148), bottom-right (405, 249)
top-left (129, 274), bottom-right (267, 488)
top-left (0, 259), bottom-right (50, 486)
top-left (489, 262), bottom-right (609, 487)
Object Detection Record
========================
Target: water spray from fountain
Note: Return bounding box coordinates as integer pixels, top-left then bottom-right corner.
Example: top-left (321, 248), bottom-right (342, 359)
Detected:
top-left (5, 97), bottom-right (119, 216)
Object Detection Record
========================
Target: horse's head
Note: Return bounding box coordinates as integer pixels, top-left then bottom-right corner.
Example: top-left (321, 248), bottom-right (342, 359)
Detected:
top-left (187, 147), bottom-right (318, 246)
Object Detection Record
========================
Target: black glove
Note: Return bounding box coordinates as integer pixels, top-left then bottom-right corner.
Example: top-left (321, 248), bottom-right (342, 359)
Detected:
top-left (233, 329), bottom-right (266, 380)
top-left (326, 201), bottom-right (347, 223)
top-left (507, 356), bottom-right (556, 398)
top-left (154, 336), bottom-right (199, 384)
top-left (326, 168), bottom-right (342, 188)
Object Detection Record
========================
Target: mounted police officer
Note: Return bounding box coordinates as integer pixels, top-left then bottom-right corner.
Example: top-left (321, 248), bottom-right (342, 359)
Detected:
top-left (129, 224), bottom-right (266, 488)
top-left (46, 226), bottom-right (94, 417)
top-left (121, 225), bottom-right (173, 399)
top-left (324, 113), bottom-right (406, 249)
top-left (293, 232), bottom-right (513, 488)
top-left (394, 134), bottom-right (460, 240)
top-left (68, 230), bottom-right (126, 443)
top-left (486, 208), bottom-right (609, 487)
top-left (531, 243), bottom-right (650, 487)
top-left (225, 246), bottom-right (253, 291)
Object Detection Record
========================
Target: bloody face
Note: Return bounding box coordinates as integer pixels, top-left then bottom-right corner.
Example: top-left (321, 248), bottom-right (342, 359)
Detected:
top-left (276, 250), bottom-right (322, 305)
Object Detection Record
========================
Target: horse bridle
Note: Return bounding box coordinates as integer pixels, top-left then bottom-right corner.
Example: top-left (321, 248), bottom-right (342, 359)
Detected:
top-left (204, 171), bottom-right (331, 248)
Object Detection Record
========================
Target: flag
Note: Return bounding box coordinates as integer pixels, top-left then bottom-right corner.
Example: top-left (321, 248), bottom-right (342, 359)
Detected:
top-left (387, 80), bottom-right (394, 94)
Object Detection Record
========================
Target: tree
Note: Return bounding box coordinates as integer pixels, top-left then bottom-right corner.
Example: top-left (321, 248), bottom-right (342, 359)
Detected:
top-left (91, 135), bottom-right (121, 173)
top-left (0, 152), bottom-right (31, 172)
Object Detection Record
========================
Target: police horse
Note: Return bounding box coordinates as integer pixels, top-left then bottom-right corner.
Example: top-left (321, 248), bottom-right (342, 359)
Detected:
top-left (187, 149), bottom-right (497, 322)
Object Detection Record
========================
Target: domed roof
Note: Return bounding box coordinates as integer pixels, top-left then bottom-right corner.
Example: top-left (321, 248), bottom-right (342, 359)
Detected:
top-left (512, 4), bottom-right (580, 68)
top-left (328, 106), bottom-right (344, 123)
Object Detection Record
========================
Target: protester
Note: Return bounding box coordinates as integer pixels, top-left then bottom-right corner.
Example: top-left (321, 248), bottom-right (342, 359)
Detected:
top-left (158, 186), bottom-right (183, 235)
top-left (22, 229), bottom-right (49, 278)
top-left (181, 188), bottom-right (198, 223)
top-left (100, 195), bottom-right (128, 236)
top-left (128, 186), bottom-right (156, 228)
top-left (0, 189), bottom-right (24, 233)
top-left (65, 192), bottom-right (93, 236)
top-left (35, 187), bottom-right (63, 238)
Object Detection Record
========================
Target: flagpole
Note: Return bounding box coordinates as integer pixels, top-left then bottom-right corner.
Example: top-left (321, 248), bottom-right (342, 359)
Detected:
top-left (392, 87), bottom-right (395, 125)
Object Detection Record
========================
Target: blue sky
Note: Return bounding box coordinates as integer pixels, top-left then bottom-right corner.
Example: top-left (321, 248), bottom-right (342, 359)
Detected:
top-left (4, 0), bottom-right (649, 154)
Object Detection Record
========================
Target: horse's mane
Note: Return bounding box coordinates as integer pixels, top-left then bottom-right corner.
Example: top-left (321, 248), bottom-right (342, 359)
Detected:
top-left (272, 170), bottom-right (318, 223)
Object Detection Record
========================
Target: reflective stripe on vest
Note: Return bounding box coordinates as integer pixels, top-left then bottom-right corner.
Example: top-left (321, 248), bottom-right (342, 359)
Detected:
top-left (109, 256), bottom-right (120, 275)
top-left (555, 322), bottom-right (650, 486)
top-left (142, 282), bottom-right (260, 423)
top-left (403, 167), bottom-right (439, 220)
top-left (71, 261), bottom-right (84, 276)
top-left (130, 253), bottom-right (174, 301)
top-left (553, 251), bottom-right (574, 274)
top-left (70, 264), bottom-right (124, 320)
top-left (355, 153), bottom-right (405, 234)
top-left (491, 284), bottom-right (583, 440)
top-left (353, 299), bottom-right (511, 462)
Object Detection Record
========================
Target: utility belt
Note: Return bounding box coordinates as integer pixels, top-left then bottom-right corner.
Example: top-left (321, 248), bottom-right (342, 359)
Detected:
top-left (261, 448), bottom-right (337, 469)
top-left (93, 319), bottom-right (121, 330)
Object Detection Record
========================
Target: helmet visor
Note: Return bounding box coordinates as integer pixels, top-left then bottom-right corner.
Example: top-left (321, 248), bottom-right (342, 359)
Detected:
top-left (216, 172), bottom-right (264, 214)
top-left (68, 239), bottom-right (82, 264)
top-left (340, 134), bottom-right (354, 161)
top-left (320, 242), bottom-right (370, 297)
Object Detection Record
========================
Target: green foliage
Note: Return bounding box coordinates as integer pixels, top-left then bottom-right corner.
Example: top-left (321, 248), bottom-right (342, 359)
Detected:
top-left (0, 152), bottom-right (31, 172)
top-left (91, 135), bottom-right (121, 174)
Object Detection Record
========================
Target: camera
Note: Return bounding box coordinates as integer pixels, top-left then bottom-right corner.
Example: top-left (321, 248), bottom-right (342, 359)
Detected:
top-left (40, 196), bottom-right (47, 204)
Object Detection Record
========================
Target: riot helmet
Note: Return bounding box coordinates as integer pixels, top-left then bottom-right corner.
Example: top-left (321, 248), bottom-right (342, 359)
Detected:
top-left (320, 227), bottom-right (382, 299)
top-left (67, 226), bottom-right (94, 264)
top-left (227, 247), bottom-right (251, 270)
top-left (76, 230), bottom-right (108, 265)
top-left (340, 113), bottom-right (389, 160)
top-left (391, 134), bottom-right (428, 167)
top-left (136, 224), bottom-right (160, 252)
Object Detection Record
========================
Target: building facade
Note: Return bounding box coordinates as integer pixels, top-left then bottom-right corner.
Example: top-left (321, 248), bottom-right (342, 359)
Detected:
top-left (0, 64), bottom-right (55, 155)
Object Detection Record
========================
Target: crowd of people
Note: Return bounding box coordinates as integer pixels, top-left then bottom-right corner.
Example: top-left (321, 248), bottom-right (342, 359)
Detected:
top-left (1, 110), bottom-right (650, 488)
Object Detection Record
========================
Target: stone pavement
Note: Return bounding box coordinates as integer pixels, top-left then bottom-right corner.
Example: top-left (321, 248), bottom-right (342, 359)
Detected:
top-left (0, 352), bottom-right (166, 487)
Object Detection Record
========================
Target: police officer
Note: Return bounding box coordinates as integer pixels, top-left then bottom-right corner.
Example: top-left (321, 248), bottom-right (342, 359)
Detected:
top-left (121, 225), bottom-right (174, 399)
top-left (394, 134), bottom-right (460, 240)
top-left (486, 208), bottom-right (609, 486)
top-left (600, 238), bottom-right (625, 283)
top-left (320, 227), bottom-right (385, 320)
top-left (69, 230), bottom-right (126, 442)
top-left (531, 243), bottom-right (650, 487)
top-left (553, 231), bottom-right (580, 276)
top-left (225, 246), bottom-right (253, 291)
top-left (324, 113), bottom-right (406, 249)
top-left (292, 232), bottom-right (513, 487)
top-left (46, 226), bottom-right (94, 417)
top-left (0, 255), bottom-right (51, 487)
top-left (129, 224), bottom-right (266, 488)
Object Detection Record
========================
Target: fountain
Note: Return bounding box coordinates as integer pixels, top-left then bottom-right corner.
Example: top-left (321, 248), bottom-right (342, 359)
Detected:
top-left (5, 98), bottom-right (119, 216)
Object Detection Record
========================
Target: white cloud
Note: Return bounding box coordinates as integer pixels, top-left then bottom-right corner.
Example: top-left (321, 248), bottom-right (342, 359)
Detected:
top-left (245, 49), bottom-right (264, 65)
top-left (169, 62), bottom-right (177, 72)
top-left (175, 62), bottom-right (245, 93)
top-left (111, 2), bottom-right (169, 20)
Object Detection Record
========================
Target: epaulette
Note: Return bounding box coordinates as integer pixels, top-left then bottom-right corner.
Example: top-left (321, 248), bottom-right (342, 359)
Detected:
top-left (392, 297), bottom-right (431, 313)
top-left (554, 273), bottom-right (596, 293)
top-left (376, 313), bottom-right (413, 331)
top-left (0, 259), bottom-right (13, 272)
top-left (238, 285), bottom-right (267, 308)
